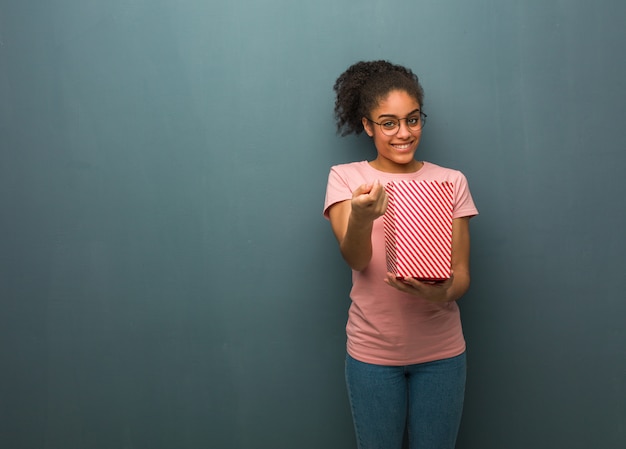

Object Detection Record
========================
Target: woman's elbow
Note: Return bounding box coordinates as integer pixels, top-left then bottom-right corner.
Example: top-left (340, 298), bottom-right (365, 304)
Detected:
top-left (341, 249), bottom-right (372, 272)
top-left (348, 260), bottom-right (370, 272)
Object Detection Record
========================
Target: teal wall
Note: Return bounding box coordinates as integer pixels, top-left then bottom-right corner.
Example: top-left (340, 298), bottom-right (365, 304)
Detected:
top-left (1, 1), bottom-right (625, 448)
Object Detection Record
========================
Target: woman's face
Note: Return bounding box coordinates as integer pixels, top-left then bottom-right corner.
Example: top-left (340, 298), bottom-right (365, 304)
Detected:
top-left (362, 90), bottom-right (423, 173)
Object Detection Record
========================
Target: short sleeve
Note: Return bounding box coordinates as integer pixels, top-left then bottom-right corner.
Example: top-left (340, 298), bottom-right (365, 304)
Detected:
top-left (452, 171), bottom-right (478, 219)
top-left (323, 166), bottom-right (353, 219)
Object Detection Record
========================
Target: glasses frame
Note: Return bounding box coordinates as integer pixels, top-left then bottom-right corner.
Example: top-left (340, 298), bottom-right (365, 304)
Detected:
top-left (366, 112), bottom-right (428, 136)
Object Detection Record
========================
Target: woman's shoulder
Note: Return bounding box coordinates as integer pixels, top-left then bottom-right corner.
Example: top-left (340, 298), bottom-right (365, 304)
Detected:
top-left (328, 160), bottom-right (373, 181)
top-left (421, 161), bottom-right (467, 181)
top-left (330, 160), bottom-right (369, 173)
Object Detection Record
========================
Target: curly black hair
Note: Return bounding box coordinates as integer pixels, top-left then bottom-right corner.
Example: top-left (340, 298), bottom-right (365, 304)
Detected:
top-left (333, 60), bottom-right (424, 136)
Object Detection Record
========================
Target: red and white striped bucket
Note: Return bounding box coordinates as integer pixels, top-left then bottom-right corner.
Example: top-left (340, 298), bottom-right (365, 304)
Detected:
top-left (383, 180), bottom-right (454, 281)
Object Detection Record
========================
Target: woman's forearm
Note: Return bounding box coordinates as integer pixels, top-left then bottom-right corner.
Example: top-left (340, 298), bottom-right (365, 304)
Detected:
top-left (339, 215), bottom-right (374, 271)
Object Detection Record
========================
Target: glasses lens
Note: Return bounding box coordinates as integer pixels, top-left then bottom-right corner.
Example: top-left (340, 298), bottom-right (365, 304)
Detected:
top-left (406, 116), bottom-right (422, 131)
top-left (380, 120), bottom-right (398, 136)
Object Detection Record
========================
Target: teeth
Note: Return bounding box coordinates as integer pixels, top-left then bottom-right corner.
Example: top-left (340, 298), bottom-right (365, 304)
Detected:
top-left (394, 144), bottom-right (410, 149)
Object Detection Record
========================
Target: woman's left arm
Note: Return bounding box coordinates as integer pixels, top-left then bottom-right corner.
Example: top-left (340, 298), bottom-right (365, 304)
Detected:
top-left (384, 216), bottom-right (472, 303)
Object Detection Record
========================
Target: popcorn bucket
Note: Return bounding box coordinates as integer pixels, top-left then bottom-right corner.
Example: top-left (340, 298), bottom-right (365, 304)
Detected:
top-left (383, 180), bottom-right (454, 281)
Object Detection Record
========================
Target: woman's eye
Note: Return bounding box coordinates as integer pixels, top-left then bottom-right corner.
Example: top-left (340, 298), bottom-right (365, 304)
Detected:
top-left (407, 117), bottom-right (420, 125)
top-left (382, 121), bottom-right (397, 128)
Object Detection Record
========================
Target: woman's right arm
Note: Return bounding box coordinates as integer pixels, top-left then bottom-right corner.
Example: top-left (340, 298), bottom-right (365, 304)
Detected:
top-left (327, 181), bottom-right (388, 272)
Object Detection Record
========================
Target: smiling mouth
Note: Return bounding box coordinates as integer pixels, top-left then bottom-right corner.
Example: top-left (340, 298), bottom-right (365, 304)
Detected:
top-left (392, 143), bottom-right (412, 150)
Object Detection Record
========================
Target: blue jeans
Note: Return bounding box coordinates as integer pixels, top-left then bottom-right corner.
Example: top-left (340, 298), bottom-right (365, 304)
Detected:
top-left (345, 352), bottom-right (466, 449)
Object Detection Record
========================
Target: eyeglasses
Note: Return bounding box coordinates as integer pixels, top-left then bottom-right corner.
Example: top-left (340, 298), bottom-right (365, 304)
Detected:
top-left (366, 112), bottom-right (427, 136)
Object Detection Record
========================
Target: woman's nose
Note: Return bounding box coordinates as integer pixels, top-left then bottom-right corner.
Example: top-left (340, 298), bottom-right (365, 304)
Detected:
top-left (396, 119), bottom-right (412, 137)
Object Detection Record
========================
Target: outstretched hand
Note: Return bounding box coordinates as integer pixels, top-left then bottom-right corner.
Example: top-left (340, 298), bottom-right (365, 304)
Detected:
top-left (350, 180), bottom-right (388, 223)
top-left (384, 271), bottom-right (455, 303)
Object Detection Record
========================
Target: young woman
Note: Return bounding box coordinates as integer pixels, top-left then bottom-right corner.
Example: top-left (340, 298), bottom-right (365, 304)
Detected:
top-left (323, 60), bottom-right (478, 449)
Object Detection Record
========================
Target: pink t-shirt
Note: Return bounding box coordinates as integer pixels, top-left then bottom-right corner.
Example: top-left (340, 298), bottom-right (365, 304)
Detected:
top-left (323, 161), bottom-right (478, 365)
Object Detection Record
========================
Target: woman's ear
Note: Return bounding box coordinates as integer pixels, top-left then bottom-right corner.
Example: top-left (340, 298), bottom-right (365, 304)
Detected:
top-left (362, 117), bottom-right (374, 137)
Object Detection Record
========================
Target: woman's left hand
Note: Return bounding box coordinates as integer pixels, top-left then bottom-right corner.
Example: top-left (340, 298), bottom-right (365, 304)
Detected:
top-left (384, 271), bottom-right (455, 303)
